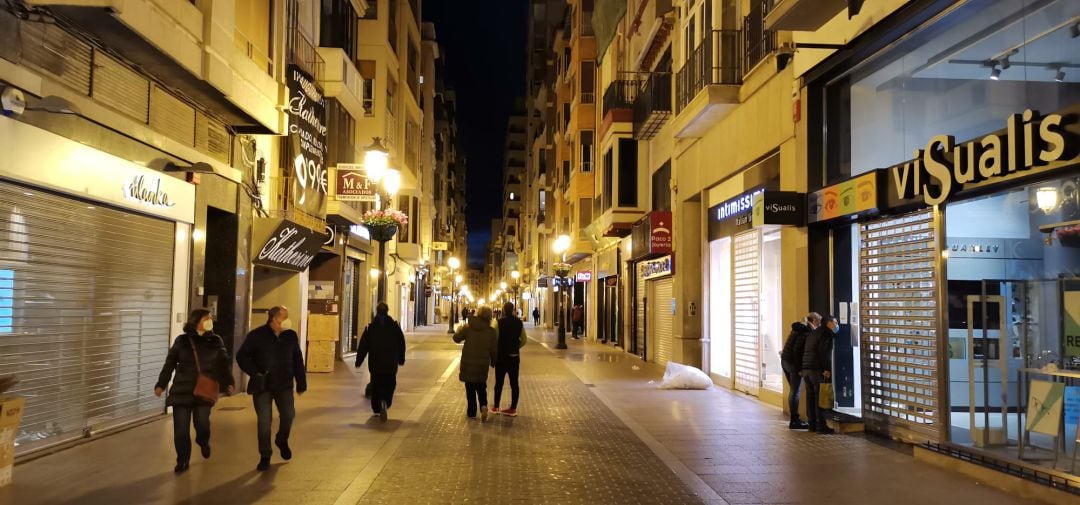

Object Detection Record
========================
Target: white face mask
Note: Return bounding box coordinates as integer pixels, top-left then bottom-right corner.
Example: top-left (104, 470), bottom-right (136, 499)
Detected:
top-left (202, 319), bottom-right (214, 333)
top-left (280, 318), bottom-right (293, 331)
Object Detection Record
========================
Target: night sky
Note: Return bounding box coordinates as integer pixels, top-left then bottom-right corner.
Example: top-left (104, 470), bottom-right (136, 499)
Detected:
top-left (423, 1), bottom-right (528, 268)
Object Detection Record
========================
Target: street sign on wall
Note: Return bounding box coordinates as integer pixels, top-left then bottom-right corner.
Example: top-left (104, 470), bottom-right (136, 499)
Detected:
top-left (336, 164), bottom-right (376, 202)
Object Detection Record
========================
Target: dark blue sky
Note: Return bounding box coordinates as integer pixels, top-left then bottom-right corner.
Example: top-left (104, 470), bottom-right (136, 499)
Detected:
top-left (423, 1), bottom-right (528, 268)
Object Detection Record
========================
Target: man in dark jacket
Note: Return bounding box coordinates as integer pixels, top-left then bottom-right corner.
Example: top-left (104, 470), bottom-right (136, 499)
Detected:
top-left (801, 316), bottom-right (838, 434)
top-left (356, 302), bottom-right (406, 422)
top-left (780, 312), bottom-right (820, 429)
top-left (237, 306), bottom-right (308, 471)
top-left (493, 302), bottom-right (527, 417)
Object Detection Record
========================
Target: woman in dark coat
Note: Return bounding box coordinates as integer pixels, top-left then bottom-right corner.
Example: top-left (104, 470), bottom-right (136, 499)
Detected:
top-left (452, 306), bottom-right (497, 421)
top-left (155, 309), bottom-right (234, 473)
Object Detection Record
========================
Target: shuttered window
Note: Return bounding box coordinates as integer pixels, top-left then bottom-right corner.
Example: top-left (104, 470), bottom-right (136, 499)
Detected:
top-left (733, 229), bottom-right (761, 395)
top-left (0, 183), bottom-right (175, 456)
top-left (860, 208), bottom-right (940, 440)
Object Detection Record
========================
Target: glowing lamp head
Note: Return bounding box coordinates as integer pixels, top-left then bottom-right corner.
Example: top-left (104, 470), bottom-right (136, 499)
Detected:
top-left (500, 281), bottom-right (508, 290)
top-left (448, 256), bottom-right (461, 270)
top-left (511, 270), bottom-right (521, 280)
top-left (383, 169), bottom-right (402, 197)
top-left (364, 138), bottom-right (390, 183)
top-left (1036, 187), bottom-right (1058, 214)
top-left (553, 235), bottom-right (571, 254)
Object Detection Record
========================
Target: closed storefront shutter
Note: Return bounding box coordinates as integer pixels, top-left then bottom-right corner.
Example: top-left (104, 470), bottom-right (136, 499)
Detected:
top-left (0, 183), bottom-right (175, 456)
top-left (650, 277), bottom-right (674, 366)
top-left (634, 264), bottom-right (646, 358)
top-left (733, 230), bottom-right (761, 395)
top-left (860, 208), bottom-right (940, 441)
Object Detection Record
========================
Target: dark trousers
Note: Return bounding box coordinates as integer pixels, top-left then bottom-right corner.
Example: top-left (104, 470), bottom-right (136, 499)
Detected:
top-left (800, 371), bottom-right (824, 429)
top-left (172, 405), bottom-right (211, 463)
top-left (572, 322), bottom-right (583, 336)
top-left (370, 373), bottom-right (397, 413)
top-left (782, 363), bottom-right (802, 423)
top-left (533, 316), bottom-right (539, 325)
top-left (464, 382), bottom-right (488, 417)
top-left (253, 390), bottom-right (296, 458)
top-left (494, 356), bottom-right (520, 409)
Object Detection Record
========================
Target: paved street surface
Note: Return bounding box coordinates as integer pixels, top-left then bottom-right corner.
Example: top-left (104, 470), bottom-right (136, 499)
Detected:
top-left (0, 325), bottom-right (1045, 505)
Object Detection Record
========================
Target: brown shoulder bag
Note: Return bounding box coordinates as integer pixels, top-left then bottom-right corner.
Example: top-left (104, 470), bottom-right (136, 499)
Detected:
top-left (190, 337), bottom-right (221, 405)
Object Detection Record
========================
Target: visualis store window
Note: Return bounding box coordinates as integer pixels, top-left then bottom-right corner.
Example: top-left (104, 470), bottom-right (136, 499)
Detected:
top-left (813, 0), bottom-right (1080, 480)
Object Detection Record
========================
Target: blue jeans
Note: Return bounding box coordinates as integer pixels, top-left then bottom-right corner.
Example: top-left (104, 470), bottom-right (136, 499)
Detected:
top-left (172, 405), bottom-right (211, 463)
top-left (253, 390), bottom-right (295, 458)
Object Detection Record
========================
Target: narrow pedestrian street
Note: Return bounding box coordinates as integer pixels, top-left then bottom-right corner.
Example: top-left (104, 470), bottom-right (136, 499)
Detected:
top-left (1, 327), bottom-right (1040, 505)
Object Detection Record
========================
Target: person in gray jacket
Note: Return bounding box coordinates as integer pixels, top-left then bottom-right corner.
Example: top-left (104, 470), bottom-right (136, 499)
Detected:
top-left (453, 306), bottom-right (498, 421)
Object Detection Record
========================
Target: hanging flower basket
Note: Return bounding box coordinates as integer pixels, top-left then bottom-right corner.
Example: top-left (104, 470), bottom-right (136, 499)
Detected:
top-left (553, 262), bottom-right (571, 278)
top-left (1056, 224), bottom-right (1080, 248)
top-left (361, 209), bottom-right (408, 242)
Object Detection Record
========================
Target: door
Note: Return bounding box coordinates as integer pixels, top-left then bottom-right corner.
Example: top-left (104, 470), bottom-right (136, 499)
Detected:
top-left (733, 230), bottom-right (761, 395)
top-left (650, 277), bottom-right (675, 366)
top-left (634, 265), bottom-right (647, 358)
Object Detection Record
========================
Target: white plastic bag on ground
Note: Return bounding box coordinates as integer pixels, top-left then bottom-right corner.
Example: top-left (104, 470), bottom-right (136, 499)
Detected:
top-left (657, 362), bottom-right (712, 390)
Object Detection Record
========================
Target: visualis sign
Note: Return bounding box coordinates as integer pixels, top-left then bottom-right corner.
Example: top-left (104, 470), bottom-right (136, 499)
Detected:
top-left (890, 110), bottom-right (1075, 206)
top-left (255, 220), bottom-right (327, 272)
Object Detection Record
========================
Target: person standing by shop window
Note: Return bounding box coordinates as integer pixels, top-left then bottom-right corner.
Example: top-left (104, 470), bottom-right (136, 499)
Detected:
top-left (780, 312), bottom-right (820, 430)
top-left (155, 309), bottom-right (234, 474)
top-left (237, 306), bottom-right (308, 471)
top-left (453, 306), bottom-right (498, 421)
top-left (801, 316), bottom-right (838, 434)
top-left (355, 302), bottom-right (407, 422)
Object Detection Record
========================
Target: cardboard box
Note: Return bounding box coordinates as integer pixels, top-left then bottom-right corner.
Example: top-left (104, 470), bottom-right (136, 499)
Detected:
top-left (0, 465), bottom-right (11, 488)
top-left (0, 396), bottom-right (23, 429)
top-left (0, 396), bottom-right (22, 489)
top-left (307, 314), bottom-right (340, 341)
top-left (306, 340), bottom-right (336, 373)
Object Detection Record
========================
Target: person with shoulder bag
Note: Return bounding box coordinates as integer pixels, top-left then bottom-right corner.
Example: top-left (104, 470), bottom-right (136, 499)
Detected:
top-left (780, 312), bottom-right (820, 429)
top-left (155, 309), bottom-right (234, 473)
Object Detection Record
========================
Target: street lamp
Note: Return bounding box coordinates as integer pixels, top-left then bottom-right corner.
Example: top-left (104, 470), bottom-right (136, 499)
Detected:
top-left (552, 234), bottom-right (571, 349)
top-left (363, 137), bottom-right (402, 306)
top-left (447, 256), bottom-right (461, 333)
top-left (510, 270), bottom-right (521, 311)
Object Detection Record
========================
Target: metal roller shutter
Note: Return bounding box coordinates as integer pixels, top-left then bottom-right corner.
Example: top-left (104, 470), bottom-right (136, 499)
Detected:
top-left (860, 208), bottom-right (940, 441)
top-left (635, 264), bottom-right (646, 359)
top-left (733, 230), bottom-right (761, 396)
top-left (0, 183), bottom-right (175, 456)
top-left (650, 277), bottom-right (674, 366)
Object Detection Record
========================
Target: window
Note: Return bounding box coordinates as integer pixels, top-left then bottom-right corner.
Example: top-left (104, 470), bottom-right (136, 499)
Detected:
top-left (578, 197), bottom-right (592, 238)
top-left (320, 0), bottom-right (359, 60)
top-left (234, 0), bottom-right (274, 74)
top-left (361, 0), bottom-right (377, 19)
top-left (579, 131), bottom-right (593, 172)
top-left (358, 60), bottom-right (376, 115)
top-left (618, 138), bottom-right (638, 207)
top-left (509, 192), bottom-right (519, 201)
top-left (652, 161), bottom-right (671, 211)
top-left (603, 147), bottom-right (614, 211)
top-left (580, 61), bottom-right (595, 103)
top-left (387, 0), bottom-right (398, 53)
top-left (326, 99), bottom-right (356, 166)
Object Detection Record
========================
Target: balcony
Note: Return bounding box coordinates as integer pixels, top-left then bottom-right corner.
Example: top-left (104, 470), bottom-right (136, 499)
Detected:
top-left (632, 72), bottom-right (672, 140)
top-left (316, 47), bottom-right (365, 120)
top-left (672, 30), bottom-right (741, 138)
top-left (602, 79), bottom-right (638, 125)
top-left (764, 0), bottom-right (850, 32)
top-left (289, 30), bottom-right (324, 83)
top-left (744, 3), bottom-right (779, 74)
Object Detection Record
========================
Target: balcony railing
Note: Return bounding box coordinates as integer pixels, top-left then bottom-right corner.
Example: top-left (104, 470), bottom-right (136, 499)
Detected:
top-left (288, 30), bottom-right (324, 79)
top-left (676, 30), bottom-right (741, 112)
top-left (633, 72), bottom-right (673, 140)
top-left (602, 79), bottom-right (638, 119)
top-left (744, 2), bottom-right (779, 73)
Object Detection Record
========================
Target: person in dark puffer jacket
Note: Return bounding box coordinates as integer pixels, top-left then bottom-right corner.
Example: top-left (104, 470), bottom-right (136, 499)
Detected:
top-left (492, 302), bottom-right (527, 417)
top-left (155, 309), bottom-right (234, 474)
top-left (801, 316), bottom-right (839, 434)
top-left (780, 313), bottom-right (820, 430)
top-left (453, 306), bottom-right (498, 421)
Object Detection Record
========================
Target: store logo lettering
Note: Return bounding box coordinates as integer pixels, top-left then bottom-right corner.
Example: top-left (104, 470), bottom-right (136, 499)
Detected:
top-left (124, 175), bottom-right (175, 208)
top-left (891, 110), bottom-right (1071, 206)
top-left (259, 227), bottom-right (317, 268)
top-left (717, 189), bottom-right (764, 220)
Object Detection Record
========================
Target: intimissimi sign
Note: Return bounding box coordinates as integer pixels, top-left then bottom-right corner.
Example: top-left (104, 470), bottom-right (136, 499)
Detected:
top-left (889, 110), bottom-right (1076, 207)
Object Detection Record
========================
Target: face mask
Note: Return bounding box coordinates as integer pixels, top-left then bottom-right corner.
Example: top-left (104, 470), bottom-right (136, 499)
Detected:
top-left (832, 324), bottom-right (840, 334)
top-left (280, 318), bottom-right (293, 331)
top-left (203, 319), bottom-right (214, 332)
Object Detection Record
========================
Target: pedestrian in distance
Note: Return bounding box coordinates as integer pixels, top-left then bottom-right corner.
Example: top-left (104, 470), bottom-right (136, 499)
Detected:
top-left (492, 302), bottom-right (527, 417)
top-left (453, 306), bottom-right (498, 421)
top-left (532, 307), bottom-right (540, 326)
top-left (780, 312), bottom-right (820, 430)
top-left (355, 302), bottom-right (407, 422)
top-left (237, 306), bottom-right (308, 471)
top-left (801, 315), bottom-right (838, 434)
top-left (155, 309), bottom-right (234, 474)
top-left (571, 305), bottom-right (584, 338)
top-left (461, 305), bottom-right (470, 323)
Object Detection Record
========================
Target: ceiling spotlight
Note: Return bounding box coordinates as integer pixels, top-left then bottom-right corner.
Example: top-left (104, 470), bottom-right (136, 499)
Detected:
top-left (990, 66), bottom-right (1001, 80)
top-left (1055, 68), bottom-right (1066, 82)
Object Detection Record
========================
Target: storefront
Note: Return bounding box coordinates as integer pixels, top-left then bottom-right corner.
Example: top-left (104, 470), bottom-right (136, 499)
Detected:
top-left (594, 245), bottom-right (620, 344)
top-left (0, 115), bottom-right (194, 456)
top-left (804, 0), bottom-right (1080, 483)
top-left (628, 211), bottom-right (674, 361)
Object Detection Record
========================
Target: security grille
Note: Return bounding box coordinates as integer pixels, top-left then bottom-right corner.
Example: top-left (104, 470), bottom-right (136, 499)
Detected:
top-left (650, 277), bottom-right (674, 366)
top-left (0, 183), bottom-right (175, 456)
top-left (733, 230), bottom-right (761, 395)
top-left (859, 208), bottom-right (940, 440)
top-left (91, 52), bottom-right (150, 123)
top-left (634, 264), bottom-right (646, 358)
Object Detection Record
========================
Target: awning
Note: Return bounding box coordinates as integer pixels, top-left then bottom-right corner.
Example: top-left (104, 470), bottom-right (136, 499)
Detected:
top-left (252, 218), bottom-right (326, 272)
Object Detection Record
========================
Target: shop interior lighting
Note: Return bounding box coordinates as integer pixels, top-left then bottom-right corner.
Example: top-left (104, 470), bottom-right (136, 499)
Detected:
top-left (1036, 187), bottom-right (1058, 214)
top-left (989, 66), bottom-right (1001, 80)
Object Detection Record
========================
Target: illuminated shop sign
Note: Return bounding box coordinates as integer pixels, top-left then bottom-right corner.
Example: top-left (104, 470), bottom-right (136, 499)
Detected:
top-left (709, 189), bottom-right (805, 240)
top-left (809, 170), bottom-right (883, 223)
top-left (641, 255), bottom-right (673, 280)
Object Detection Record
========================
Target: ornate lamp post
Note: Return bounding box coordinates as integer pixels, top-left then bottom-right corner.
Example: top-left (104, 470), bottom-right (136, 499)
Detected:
top-left (510, 270), bottom-right (521, 311)
top-left (552, 234), bottom-right (571, 350)
top-left (446, 256), bottom-right (461, 334)
top-left (360, 137), bottom-right (403, 305)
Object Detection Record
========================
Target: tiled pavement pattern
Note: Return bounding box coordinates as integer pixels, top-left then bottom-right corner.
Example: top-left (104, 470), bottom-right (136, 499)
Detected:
top-left (355, 339), bottom-right (703, 505)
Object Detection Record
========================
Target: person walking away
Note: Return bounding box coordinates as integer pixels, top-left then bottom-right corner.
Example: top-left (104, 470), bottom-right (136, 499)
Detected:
top-left (355, 302), bottom-right (407, 422)
top-left (532, 307), bottom-right (540, 326)
top-left (780, 312), bottom-right (820, 429)
top-left (571, 305), bottom-right (584, 338)
top-left (453, 306), bottom-right (497, 421)
top-left (801, 316), bottom-right (838, 434)
top-left (237, 306), bottom-right (308, 471)
top-left (492, 302), bottom-right (527, 417)
top-left (155, 309), bottom-right (234, 473)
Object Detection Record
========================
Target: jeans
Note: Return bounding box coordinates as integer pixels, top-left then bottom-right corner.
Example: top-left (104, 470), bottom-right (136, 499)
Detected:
top-left (782, 363), bottom-right (802, 423)
top-left (253, 389), bottom-right (296, 458)
top-left (370, 373), bottom-right (397, 413)
top-left (494, 356), bottom-right (520, 410)
top-left (464, 382), bottom-right (488, 417)
top-left (800, 371), bottom-right (825, 429)
top-left (172, 405), bottom-right (211, 463)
